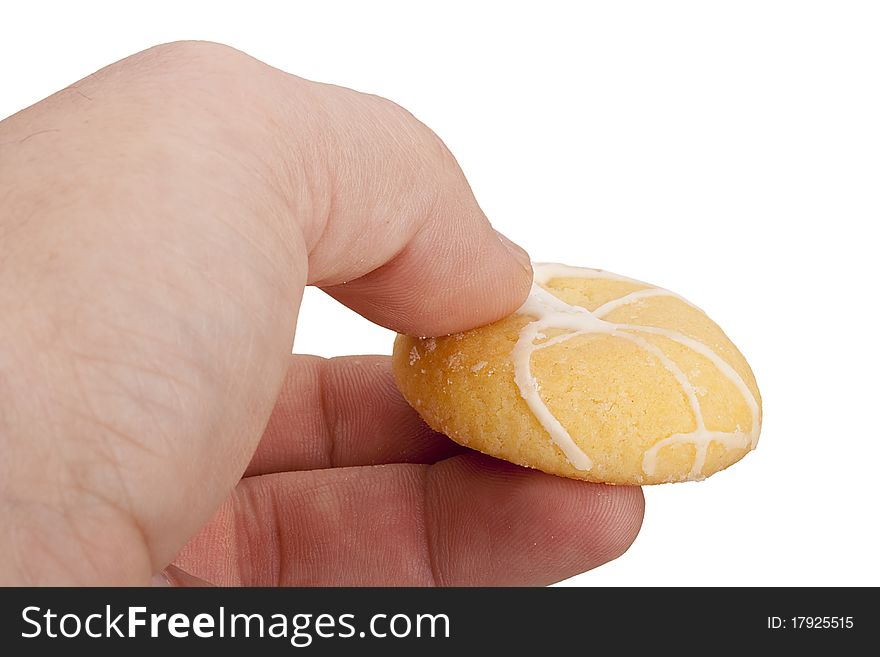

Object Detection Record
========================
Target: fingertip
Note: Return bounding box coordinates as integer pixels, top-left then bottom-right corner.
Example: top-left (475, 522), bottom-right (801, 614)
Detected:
top-left (494, 229), bottom-right (533, 278)
top-left (487, 457), bottom-right (645, 570)
top-left (578, 482), bottom-right (645, 566)
top-left (323, 221), bottom-right (532, 336)
top-left (427, 454), bottom-right (644, 585)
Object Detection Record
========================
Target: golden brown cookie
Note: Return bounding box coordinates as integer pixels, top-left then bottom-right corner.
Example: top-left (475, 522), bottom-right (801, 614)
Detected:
top-left (392, 263), bottom-right (761, 484)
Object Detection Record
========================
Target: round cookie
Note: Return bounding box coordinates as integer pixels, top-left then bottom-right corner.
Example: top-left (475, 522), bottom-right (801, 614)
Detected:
top-left (392, 263), bottom-right (761, 484)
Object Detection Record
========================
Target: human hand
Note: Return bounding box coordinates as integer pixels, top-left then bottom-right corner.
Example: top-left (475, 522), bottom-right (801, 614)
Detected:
top-left (0, 42), bottom-right (644, 586)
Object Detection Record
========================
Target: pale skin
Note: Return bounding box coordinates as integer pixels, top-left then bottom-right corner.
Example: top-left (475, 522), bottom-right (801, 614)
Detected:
top-left (0, 42), bottom-right (644, 586)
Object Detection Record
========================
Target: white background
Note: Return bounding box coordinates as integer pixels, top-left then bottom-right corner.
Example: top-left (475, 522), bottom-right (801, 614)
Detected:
top-left (2, 1), bottom-right (878, 586)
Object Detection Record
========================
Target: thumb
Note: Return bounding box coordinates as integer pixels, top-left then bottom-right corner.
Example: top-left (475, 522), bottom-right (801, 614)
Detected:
top-left (294, 77), bottom-right (533, 335)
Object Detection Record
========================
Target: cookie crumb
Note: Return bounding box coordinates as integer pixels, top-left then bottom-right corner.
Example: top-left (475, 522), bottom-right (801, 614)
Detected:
top-left (447, 352), bottom-right (464, 370)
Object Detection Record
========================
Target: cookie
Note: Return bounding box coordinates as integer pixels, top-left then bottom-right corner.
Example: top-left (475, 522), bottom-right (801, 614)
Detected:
top-left (392, 263), bottom-right (761, 484)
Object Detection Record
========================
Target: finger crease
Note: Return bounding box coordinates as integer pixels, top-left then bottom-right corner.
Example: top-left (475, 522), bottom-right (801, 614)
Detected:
top-left (316, 360), bottom-right (338, 468)
top-left (419, 466), bottom-right (441, 586)
top-left (268, 489), bottom-right (288, 587)
top-left (313, 194), bottom-right (436, 289)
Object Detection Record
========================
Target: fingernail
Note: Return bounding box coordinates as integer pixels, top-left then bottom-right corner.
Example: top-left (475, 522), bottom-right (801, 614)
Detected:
top-left (151, 570), bottom-right (172, 587)
top-left (495, 230), bottom-right (532, 276)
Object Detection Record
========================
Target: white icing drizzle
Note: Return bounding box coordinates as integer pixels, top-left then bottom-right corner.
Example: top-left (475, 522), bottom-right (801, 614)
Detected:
top-left (512, 263), bottom-right (761, 481)
top-left (592, 287), bottom-right (698, 318)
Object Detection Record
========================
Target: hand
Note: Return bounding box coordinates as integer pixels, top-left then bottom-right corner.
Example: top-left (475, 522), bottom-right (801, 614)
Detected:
top-left (0, 41), bottom-right (644, 586)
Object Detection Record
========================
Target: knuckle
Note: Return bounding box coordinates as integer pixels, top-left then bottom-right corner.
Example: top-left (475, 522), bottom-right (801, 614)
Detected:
top-left (373, 94), bottom-right (455, 164)
top-left (137, 40), bottom-right (253, 79)
top-left (113, 41), bottom-right (273, 120)
top-left (333, 89), bottom-right (455, 169)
